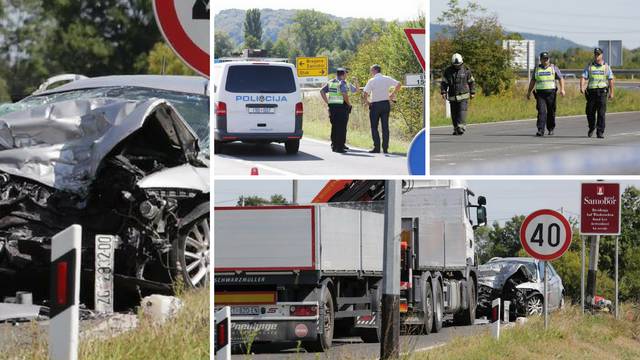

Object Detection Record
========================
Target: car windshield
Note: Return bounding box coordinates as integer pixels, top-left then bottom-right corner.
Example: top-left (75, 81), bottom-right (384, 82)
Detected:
top-left (225, 65), bottom-right (296, 94)
top-left (483, 260), bottom-right (538, 280)
top-left (0, 86), bottom-right (210, 151)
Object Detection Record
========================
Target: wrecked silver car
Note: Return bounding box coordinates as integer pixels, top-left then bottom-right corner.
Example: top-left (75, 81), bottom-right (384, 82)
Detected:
top-left (0, 76), bottom-right (210, 307)
top-left (477, 257), bottom-right (564, 318)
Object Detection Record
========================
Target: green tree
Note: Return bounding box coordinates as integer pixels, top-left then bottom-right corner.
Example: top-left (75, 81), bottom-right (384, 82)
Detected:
top-left (147, 42), bottom-right (195, 76)
top-left (214, 31), bottom-right (235, 58)
top-left (340, 18), bottom-right (387, 52)
top-left (478, 216), bottom-right (525, 262)
top-left (237, 194), bottom-right (288, 206)
top-left (436, 0), bottom-right (514, 95)
top-left (271, 38), bottom-right (291, 59)
top-left (244, 8), bottom-right (262, 47)
top-left (291, 10), bottom-right (341, 56)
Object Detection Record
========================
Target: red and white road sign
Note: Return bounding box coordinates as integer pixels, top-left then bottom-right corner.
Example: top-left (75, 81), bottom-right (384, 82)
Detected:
top-left (520, 209), bottom-right (572, 261)
top-left (404, 28), bottom-right (426, 71)
top-left (153, 0), bottom-right (210, 77)
top-left (580, 183), bottom-right (621, 235)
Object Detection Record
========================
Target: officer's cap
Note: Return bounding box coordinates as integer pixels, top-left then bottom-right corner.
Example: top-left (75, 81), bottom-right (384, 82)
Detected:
top-left (594, 47), bottom-right (603, 55)
top-left (539, 52), bottom-right (550, 59)
top-left (336, 67), bottom-right (347, 74)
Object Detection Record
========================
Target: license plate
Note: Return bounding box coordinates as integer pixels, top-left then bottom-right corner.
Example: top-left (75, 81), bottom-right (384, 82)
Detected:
top-left (231, 306), bottom-right (261, 316)
top-left (247, 107), bottom-right (275, 114)
top-left (95, 235), bottom-right (116, 314)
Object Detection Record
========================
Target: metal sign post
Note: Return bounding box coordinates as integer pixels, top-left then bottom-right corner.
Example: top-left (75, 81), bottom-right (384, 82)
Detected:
top-left (581, 236), bottom-right (585, 314)
top-left (380, 180), bottom-right (401, 360)
top-left (543, 261), bottom-right (548, 329)
top-left (615, 236), bottom-right (619, 319)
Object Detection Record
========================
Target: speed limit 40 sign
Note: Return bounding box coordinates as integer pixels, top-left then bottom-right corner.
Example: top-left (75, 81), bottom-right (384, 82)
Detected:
top-left (153, 0), bottom-right (210, 77)
top-left (520, 209), bottom-right (572, 261)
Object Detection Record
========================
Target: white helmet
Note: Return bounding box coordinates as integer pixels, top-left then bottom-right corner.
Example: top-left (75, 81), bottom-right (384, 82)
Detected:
top-left (452, 53), bottom-right (463, 65)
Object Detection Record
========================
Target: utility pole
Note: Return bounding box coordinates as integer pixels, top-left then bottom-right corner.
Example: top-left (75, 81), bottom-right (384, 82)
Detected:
top-left (381, 180), bottom-right (401, 360)
top-left (586, 235), bottom-right (600, 308)
top-left (292, 180), bottom-right (298, 205)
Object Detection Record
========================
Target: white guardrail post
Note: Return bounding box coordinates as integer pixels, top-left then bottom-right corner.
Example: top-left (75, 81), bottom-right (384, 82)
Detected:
top-left (491, 298), bottom-right (501, 339)
top-left (49, 225), bottom-right (82, 360)
top-left (214, 306), bottom-right (231, 359)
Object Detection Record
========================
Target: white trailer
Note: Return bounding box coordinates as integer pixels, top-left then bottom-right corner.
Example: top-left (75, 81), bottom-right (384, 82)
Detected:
top-left (215, 205), bottom-right (385, 352)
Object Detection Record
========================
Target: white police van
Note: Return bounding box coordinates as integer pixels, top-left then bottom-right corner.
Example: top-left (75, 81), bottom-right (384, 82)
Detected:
top-left (213, 61), bottom-right (303, 154)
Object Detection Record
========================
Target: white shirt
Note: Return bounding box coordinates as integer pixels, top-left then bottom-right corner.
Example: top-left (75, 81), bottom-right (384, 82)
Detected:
top-left (363, 73), bottom-right (400, 103)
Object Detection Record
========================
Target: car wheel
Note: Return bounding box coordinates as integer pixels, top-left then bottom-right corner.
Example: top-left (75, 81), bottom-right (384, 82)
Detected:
top-left (170, 215), bottom-right (210, 288)
top-left (304, 286), bottom-right (334, 352)
top-left (285, 139), bottom-right (300, 154)
top-left (526, 295), bottom-right (544, 316)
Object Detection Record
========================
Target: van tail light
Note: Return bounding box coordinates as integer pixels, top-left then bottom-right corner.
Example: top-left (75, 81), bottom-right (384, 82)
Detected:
top-left (295, 102), bottom-right (304, 116)
top-left (216, 102), bottom-right (227, 116)
top-left (290, 305), bottom-right (317, 316)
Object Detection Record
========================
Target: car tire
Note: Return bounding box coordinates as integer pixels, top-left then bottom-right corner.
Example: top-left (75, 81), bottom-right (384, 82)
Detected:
top-left (285, 139), bottom-right (300, 154)
top-left (526, 294), bottom-right (544, 316)
top-left (432, 278), bottom-right (443, 333)
top-left (170, 215), bottom-right (210, 288)
top-left (214, 141), bottom-right (222, 154)
top-left (454, 279), bottom-right (476, 326)
top-left (304, 286), bottom-right (334, 352)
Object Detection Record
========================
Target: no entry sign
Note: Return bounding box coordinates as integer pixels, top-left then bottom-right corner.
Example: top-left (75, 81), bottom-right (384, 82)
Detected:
top-left (520, 209), bottom-right (572, 261)
top-left (153, 0), bottom-right (210, 77)
top-left (580, 183), bottom-right (621, 235)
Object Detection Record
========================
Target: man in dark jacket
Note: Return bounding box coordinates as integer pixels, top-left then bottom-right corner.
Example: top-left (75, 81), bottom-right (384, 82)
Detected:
top-left (440, 53), bottom-right (476, 135)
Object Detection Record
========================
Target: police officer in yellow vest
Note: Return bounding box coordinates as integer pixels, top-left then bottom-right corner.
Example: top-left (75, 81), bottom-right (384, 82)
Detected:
top-left (580, 47), bottom-right (615, 138)
top-left (527, 52), bottom-right (565, 136)
top-left (320, 68), bottom-right (352, 153)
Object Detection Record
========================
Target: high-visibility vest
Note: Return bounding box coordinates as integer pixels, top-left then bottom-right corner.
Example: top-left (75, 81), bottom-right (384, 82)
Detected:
top-left (587, 63), bottom-right (609, 89)
top-left (535, 65), bottom-right (556, 90)
top-left (327, 80), bottom-right (344, 104)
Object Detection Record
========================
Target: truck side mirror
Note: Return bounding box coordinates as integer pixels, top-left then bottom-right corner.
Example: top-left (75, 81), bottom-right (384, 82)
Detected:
top-left (478, 196), bottom-right (487, 206)
top-left (476, 206), bottom-right (487, 227)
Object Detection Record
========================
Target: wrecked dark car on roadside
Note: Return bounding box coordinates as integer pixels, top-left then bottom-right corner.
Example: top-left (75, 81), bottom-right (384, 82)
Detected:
top-left (477, 257), bottom-right (564, 319)
top-left (0, 76), bottom-right (210, 309)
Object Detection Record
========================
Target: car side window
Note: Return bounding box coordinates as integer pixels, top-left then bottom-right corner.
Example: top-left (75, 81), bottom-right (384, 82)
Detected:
top-left (538, 261), bottom-right (545, 279)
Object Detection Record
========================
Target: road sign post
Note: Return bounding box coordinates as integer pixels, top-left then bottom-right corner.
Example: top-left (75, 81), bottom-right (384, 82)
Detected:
top-left (581, 236), bottom-right (585, 313)
top-left (153, 0), bottom-right (210, 77)
top-left (520, 209), bottom-right (572, 330)
top-left (580, 182), bottom-right (621, 312)
top-left (49, 225), bottom-right (82, 360)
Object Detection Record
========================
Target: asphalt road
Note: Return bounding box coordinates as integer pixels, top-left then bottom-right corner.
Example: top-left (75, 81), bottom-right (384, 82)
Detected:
top-left (214, 138), bottom-right (408, 176)
top-left (232, 320), bottom-right (490, 359)
top-left (431, 111), bottom-right (640, 175)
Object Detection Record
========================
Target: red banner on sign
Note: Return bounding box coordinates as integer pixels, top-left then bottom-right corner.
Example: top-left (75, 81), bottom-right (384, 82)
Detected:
top-left (580, 183), bottom-right (621, 235)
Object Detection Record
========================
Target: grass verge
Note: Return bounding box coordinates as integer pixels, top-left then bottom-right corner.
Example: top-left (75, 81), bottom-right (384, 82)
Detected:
top-left (414, 304), bottom-right (640, 360)
top-left (303, 95), bottom-right (412, 155)
top-left (430, 84), bottom-right (640, 127)
top-left (6, 288), bottom-right (210, 360)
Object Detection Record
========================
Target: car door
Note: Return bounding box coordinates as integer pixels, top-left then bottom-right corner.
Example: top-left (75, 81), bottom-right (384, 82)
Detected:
top-left (548, 263), bottom-right (562, 309)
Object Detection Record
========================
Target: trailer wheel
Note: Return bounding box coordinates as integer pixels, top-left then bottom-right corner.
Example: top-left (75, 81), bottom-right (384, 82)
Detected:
top-left (432, 278), bottom-right (443, 333)
top-left (421, 276), bottom-right (433, 335)
top-left (304, 286), bottom-right (334, 352)
top-left (454, 279), bottom-right (476, 326)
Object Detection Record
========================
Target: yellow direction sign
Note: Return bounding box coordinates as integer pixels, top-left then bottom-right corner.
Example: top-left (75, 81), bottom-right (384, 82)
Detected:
top-left (296, 57), bottom-right (329, 77)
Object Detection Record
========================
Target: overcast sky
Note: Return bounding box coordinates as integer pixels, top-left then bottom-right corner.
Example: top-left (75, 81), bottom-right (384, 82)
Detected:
top-left (214, 180), bottom-right (640, 225)
top-left (214, 0), bottom-right (425, 22)
top-left (430, 0), bottom-right (640, 49)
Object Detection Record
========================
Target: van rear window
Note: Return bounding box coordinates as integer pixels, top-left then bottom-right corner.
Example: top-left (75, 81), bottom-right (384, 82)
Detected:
top-left (225, 65), bottom-right (296, 94)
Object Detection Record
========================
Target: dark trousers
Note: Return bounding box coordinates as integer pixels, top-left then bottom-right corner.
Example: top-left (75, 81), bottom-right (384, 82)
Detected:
top-left (586, 89), bottom-right (607, 133)
top-left (535, 90), bottom-right (557, 131)
top-left (329, 104), bottom-right (348, 151)
top-left (450, 100), bottom-right (468, 129)
top-left (369, 100), bottom-right (391, 151)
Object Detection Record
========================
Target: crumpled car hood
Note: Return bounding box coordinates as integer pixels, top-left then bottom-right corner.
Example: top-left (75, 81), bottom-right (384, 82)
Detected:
top-left (0, 98), bottom-right (198, 195)
top-left (478, 262), bottom-right (534, 289)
